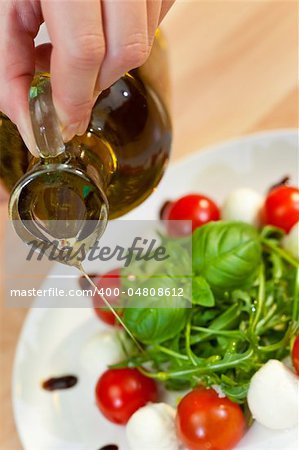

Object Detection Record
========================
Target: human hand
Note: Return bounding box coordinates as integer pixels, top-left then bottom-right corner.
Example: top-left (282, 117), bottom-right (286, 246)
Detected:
top-left (0, 0), bottom-right (174, 153)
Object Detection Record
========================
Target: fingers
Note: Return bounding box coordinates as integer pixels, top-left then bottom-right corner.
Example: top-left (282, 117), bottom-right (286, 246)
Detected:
top-left (0, 181), bottom-right (9, 204)
top-left (99, 0), bottom-right (150, 91)
top-left (159, 0), bottom-right (176, 23)
top-left (0, 0), bottom-right (174, 151)
top-left (147, 0), bottom-right (162, 46)
top-left (0, 3), bottom-right (40, 154)
top-left (41, 0), bottom-right (105, 141)
top-left (98, 0), bottom-right (174, 94)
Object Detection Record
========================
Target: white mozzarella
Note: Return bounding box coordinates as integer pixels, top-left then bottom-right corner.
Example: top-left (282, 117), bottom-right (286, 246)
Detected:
top-left (247, 360), bottom-right (299, 430)
top-left (222, 188), bottom-right (264, 227)
top-left (126, 403), bottom-right (179, 450)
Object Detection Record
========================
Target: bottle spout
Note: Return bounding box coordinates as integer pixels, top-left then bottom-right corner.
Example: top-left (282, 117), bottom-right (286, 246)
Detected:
top-left (29, 73), bottom-right (66, 158)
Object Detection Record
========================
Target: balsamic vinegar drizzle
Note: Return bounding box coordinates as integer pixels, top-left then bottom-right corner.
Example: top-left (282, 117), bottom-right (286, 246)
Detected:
top-left (98, 445), bottom-right (118, 450)
top-left (41, 265), bottom-right (143, 393)
top-left (42, 375), bottom-right (78, 391)
top-left (41, 267), bottom-right (140, 450)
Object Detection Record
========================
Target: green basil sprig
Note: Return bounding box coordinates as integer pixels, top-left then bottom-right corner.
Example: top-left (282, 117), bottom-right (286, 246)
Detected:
top-left (116, 221), bottom-right (298, 404)
top-left (192, 221), bottom-right (262, 291)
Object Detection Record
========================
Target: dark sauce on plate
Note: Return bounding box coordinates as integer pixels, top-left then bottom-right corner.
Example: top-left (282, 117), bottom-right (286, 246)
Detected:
top-left (42, 375), bottom-right (78, 391)
top-left (98, 445), bottom-right (118, 450)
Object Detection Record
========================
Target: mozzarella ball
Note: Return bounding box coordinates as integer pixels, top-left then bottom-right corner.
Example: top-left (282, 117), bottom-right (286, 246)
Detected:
top-left (283, 222), bottom-right (299, 260)
top-left (126, 403), bottom-right (179, 450)
top-left (80, 329), bottom-right (132, 376)
top-left (247, 360), bottom-right (299, 430)
top-left (222, 188), bottom-right (264, 227)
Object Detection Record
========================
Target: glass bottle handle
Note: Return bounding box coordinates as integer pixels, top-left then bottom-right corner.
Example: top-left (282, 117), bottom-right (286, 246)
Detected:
top-left (29, 73), bottom-right (66, 158)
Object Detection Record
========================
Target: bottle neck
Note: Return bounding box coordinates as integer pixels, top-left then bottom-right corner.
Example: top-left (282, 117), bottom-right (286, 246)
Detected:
top-left (7, 73), bottom-right (120, 266)
top-left (9, 84), bottom-right (116, 265)
top-left (67, 132), bottom-right (116, 196)
top-left (29, 73), bottom-right (65, 158)
top-left (9, 157), bottom-right (109, 266)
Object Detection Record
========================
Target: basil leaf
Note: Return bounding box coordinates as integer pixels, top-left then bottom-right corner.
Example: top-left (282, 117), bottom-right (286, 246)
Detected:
top-left (193, 221), bottom-right (262, 291)
top-left (123, 303), bottom-right (187, 344)
top-left (123, 278), bottom-right (188, 344)
top-left (192, 276), bottom-right (215, 307)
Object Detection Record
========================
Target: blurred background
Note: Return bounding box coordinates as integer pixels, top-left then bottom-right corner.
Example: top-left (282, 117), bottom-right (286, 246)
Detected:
top-left (0, 1), bottom-right (298, 449)
top-left (164, 0), bottom-right (298, 159)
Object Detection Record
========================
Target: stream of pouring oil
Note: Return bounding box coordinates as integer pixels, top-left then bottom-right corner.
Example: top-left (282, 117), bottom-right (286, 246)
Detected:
top-left (78, 264), bottom-right (144, 353)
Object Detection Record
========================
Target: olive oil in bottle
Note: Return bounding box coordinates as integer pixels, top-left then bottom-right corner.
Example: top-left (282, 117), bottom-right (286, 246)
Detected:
top-left (0, 32), bottom-right (171, 263)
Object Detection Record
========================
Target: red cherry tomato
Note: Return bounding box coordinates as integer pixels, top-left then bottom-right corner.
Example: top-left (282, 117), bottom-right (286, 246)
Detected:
top-left (95, 368), bottom-right (158, 424)
top-left (164, 194), bottom-right (220, 236)
top-left (92, 268), bottom-right (123, 326)
top-left (176, 388), bottom-right (246, 450)
top-left (292, 335), bottom-right (299, 375)
top-left (263, 186), bottom-right (299, 232)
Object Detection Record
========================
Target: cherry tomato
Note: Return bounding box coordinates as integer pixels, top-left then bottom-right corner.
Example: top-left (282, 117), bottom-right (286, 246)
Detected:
top-left (292, 335), bottom-right (299, 375)
top-left (176, 388), bottom-right (246, 450)
top-left (164, 194), bottom-right (220, 236)
top-left (95, 368), bottom-right (158, 424)
top-left (92, 268), bottom-right (123, 326)
top-left (263, 186), bottom-right (299, 232)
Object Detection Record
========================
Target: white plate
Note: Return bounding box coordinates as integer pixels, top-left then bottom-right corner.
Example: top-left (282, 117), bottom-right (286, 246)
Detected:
top-left (13, 130), bottom-right (299, 450)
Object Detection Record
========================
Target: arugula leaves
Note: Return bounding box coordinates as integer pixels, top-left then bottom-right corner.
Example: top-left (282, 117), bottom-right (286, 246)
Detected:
top-left (123, 276), bottom-right (189, 344)
top-left (118, 221), bottom-right (299, 404)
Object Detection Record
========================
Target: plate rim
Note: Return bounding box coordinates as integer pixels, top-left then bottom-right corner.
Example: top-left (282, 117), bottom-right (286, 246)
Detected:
top-left (169, 127), bottom-right (298, 169)
top-left (12, 128), bottom-right (299, 450)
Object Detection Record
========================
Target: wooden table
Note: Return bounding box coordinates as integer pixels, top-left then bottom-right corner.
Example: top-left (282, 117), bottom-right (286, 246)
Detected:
top-left (0, 1), bottom-right (298, 449)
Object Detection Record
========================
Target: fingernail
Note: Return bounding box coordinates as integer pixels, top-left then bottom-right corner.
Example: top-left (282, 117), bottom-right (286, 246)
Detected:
top-left (61, 117), bottom-right (89, 142)
top-left (18, 117), bottom-right (38, 156)
top-left (23, 131), bottom-right (38, 156)
top-left (76, 116), bottom-right (90, 136)
top-left (93, 90), bottom-right (102, 105)
top-left (61, 122), bottom-right (80, 142)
